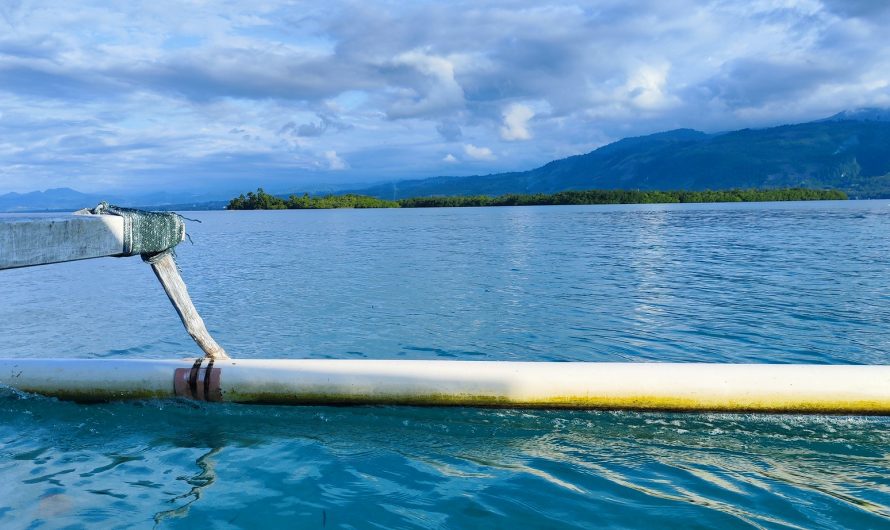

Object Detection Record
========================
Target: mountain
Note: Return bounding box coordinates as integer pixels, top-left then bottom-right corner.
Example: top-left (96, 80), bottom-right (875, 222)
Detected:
top-left (821, 107), bottom-right (890, 122)
top-left (351, 111), bottom-right (890, 199)
top-left (0, 188), bottom-right (230, 213)
top-left (0, 188), bottom-right (105, 213)
top-left (7, 109), bottom-right (890, 210)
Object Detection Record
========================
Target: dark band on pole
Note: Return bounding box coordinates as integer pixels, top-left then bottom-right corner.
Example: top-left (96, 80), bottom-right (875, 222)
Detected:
top-left (203, 359), bottom-right (215, 400)
top-left (174, 359), bottom-right (223, 402)
top-left (188, 358), bottom-right (203, 399)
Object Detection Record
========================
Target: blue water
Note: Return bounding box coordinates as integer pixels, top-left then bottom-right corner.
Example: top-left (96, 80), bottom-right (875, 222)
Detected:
top-left (2, 201), bottom-right (890, 528)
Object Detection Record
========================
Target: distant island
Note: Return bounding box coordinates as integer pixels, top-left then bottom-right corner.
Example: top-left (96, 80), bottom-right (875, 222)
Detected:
top-left (227, 188), bottom-right (847, 210)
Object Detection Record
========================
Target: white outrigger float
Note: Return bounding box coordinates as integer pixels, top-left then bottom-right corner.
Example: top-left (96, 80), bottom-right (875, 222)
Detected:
top-left (2, 206), bottom-right (890, 414)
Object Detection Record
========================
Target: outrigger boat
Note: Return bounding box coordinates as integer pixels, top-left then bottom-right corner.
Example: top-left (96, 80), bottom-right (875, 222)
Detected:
top-left (2, 205), bottom-right (889, 414)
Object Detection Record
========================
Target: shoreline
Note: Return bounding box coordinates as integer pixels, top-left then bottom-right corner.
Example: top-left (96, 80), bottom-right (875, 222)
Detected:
top-left (227, 187), bottom-right (848, 210)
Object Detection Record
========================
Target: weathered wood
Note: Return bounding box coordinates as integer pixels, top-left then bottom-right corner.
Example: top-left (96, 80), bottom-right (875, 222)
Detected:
top-left (0, 215), bottom-right (125, 269)
top-left (1, 214), bottom-right (229, 360)
top-left (150, 253), bottom-right (230, 360)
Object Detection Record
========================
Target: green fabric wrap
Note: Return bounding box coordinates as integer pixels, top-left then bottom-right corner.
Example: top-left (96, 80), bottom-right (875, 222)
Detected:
top-left (90, 202), bottom-right (185, 260)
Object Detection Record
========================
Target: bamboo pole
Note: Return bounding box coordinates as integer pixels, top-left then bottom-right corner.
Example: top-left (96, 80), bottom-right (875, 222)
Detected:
top-left (149, 253), bottom-right (229, 360)
top-left (1, 214), bottom-right (229, 360)
top-left (0, 215), bottom-right (125, 269)
top-left (2, 358), bottom-right (890, 414)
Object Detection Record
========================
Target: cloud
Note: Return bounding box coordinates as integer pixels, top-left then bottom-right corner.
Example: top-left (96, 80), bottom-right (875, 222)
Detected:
top-left (463, 143), bottom-right (494, 161)
top-left (0, 0), bottom-right (888, 193)
top-left (500, 103), bottom-right (535, 141)
top-left (323, 150), bottom-right (348, 170)
top-left (625, 63), bottom-right (676, 110)
top-left (385, 50), bottom-right (465, 119)
top-left (297, 122), bottom-right (326, 137)
top-left (821, 0), bottom-right (890, 18)
top-left (279, 114), bottom-right (352, 138)
top-left (702, 58), bottom-right (852, 108)
top-left (436, 120), bottom-right (462, 141)
top-left (443, 153), bottom-right (458, 163)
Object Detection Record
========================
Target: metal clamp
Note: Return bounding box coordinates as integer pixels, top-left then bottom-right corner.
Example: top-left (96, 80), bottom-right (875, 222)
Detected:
top-left (174, 358), bottom-right (222, 402)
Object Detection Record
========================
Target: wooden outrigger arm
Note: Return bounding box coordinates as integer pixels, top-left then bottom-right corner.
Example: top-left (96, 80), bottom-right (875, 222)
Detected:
top-left (0, 207), bottom-right (229, 360)
top-left (148, 252), bottom-right (229, 359)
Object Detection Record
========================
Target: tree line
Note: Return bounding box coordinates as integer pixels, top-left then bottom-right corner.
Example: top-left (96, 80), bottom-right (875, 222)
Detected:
top-left (227, 188), bottom-right (847, 210)
top-left (227, 190), bottom-right (400, 210)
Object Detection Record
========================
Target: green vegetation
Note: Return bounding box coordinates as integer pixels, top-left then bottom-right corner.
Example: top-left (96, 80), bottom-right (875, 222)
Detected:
top-left (227, 187), bottom-right (846, 210)
top-left (398, 188), bottom-right (846, 207)
top-left (227, 189), bottom-right (400, 210)
top-left (839, 172), bottom-right (890, 199)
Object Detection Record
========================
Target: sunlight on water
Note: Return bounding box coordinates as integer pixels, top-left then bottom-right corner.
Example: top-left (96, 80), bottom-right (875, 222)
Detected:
top-left (2, 201), bottom-right (890, 527)
top-left (1, 393), bottom-right (889, 528)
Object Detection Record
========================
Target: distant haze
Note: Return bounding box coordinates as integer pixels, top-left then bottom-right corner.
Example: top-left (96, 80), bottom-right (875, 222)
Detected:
top-left (1, 1), bottom-right (889, 196)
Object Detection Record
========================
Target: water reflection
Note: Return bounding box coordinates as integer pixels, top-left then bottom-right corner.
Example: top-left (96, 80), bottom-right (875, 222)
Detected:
top-left (154, 447), bottom-right (221, 525)
top-left (1, 394), bottom-right (888, 528)
top-left (4, 202), bottom-right (890, 527)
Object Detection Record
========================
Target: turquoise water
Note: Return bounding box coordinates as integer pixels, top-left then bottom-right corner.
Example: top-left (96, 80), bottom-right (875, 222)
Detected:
top-left (2, 201), bottom-right (890, 528)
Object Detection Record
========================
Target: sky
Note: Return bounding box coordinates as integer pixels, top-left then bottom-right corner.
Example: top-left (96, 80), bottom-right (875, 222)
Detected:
top-left (1, 0), bottom-right (889, 196)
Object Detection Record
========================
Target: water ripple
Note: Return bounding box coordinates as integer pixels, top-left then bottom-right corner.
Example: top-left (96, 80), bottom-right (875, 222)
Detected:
top-left (2, 201), bottom-right (890, 527)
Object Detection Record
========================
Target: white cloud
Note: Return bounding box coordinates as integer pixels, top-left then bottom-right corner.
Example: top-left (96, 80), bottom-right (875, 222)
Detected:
top-left (443, 153), bottom-right (458, 163)
top-left (388, 49), bottom-right (465, 119)
top-left (323, 150), bottom-right (348, 170)
top-left (463, 143), bottom-right (494, 160)
top-left (500, 103), bottom-right (535, 141)
top-left (0, 0), bottom-right (888, 193)
top-left (625, 63), bottom-right (677, 110)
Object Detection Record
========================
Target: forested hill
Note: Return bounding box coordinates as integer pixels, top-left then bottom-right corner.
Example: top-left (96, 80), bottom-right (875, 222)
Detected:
top-left (352, 110), bottom-right (890, 199)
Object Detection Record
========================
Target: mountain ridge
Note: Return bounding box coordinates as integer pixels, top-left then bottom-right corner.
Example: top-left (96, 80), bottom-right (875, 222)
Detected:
top-left (0, 188), bottom-right (230, 213)
top-left (5, 108), bottom-right (890, 212)
top-left (349, 110), bottom-right (890, 200)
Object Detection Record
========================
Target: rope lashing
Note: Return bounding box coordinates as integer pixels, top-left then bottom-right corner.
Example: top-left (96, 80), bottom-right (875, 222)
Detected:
top-left (90, 202), bottom-right (230, 360)
top-left (89, 202), bottom-right (185, 261)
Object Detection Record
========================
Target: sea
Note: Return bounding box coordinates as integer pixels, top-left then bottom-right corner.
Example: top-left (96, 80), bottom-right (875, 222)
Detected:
top-left (1, 200), bottom-right (889, 528)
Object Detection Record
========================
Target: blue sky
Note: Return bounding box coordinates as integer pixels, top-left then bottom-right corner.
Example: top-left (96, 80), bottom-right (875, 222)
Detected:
top-left (1, 0), bottom-right (889, 196)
